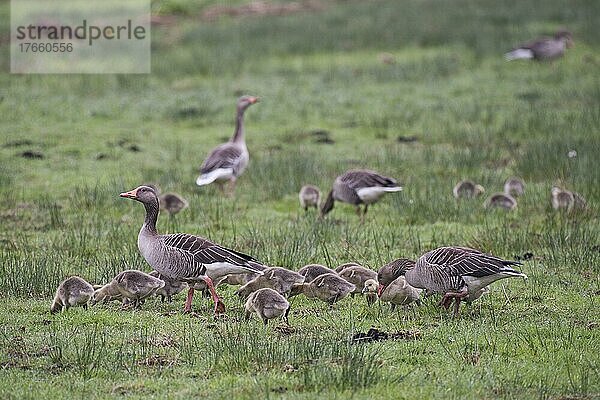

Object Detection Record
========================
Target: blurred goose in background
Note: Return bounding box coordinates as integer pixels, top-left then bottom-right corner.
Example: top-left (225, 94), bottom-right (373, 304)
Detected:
top-left (299, 185), bottom-right (321, 211)
top-left (236, 267), bottom-right (304, 298)
top-left (120, 185), bottom-right (265, 315)
top-left (453, 180), bottom-right (485, 199)
top-left (320, 169), bottom-right (402, 220)
top-left (338, 265), bottom-right (378, 304)
top-left (195, 96), bottom-right (259, 193)
top-left (50, 276), bottom-right (95, 314)
top-left (505, 30), bottom-right (573, 61)
top-left (244, 288), bottom-right (290, 325)
top-left (551, 186), bottom-right (587, 211)
top-left (149, 271), bottom-right (188, 302)
top-left (485, 193), bottom-right (517, 210)
top-left (362, 277), bottom-right (421, 310)
top-left (504, 177), bottom-right (525, 197)
top-left (91, 270), bottom-right (165, 309)
top-left (298, 264), bottom-right (333, 283)
top-left (158, 192), bottom-right (188, 216)
top-left (335, 262), bottom-right (361, 273)
top-left (405, 247), bottom-right (526, 315)
top-left (289, 273), bottom-right (355, 305)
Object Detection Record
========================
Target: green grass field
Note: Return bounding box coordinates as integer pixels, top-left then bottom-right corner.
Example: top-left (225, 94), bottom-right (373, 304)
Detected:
top-left (1, 0), bottom-right (599, 398)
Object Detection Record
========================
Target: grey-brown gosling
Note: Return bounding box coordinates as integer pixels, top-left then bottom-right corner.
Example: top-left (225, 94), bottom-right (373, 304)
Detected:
top-left (504, 177), bottom-right (525, 197)
top-left (453, 180), bottom-right (485, 199)
top-left (334, 262), bottom-right (361, 273)
top-left (363, 278), bottom-right (421, 310)
top-left (299, 185), bottom-right (321, 211)
top-left (298, 264), bottom-right (333, 283)
top-left (149, 271), bottom-right (188, 302)
top-left (551, 187), bottom-right (587, 212)
top-left (158, 192), bottom-right (189, 216)
top-left (244, 288), bottom-right (290, 325)
top-left (289, 273), bottom-right (355, 305)
top-left (236, 267), bottom-right (304, 298)
top-left (91, 270), bottom-right (165, 308)
top-left (50, 276), bottom-right (95, 314)
top-left (338, 265), bottom-right (377, 304)
top-left (484, 193), bottom-right (517, 210)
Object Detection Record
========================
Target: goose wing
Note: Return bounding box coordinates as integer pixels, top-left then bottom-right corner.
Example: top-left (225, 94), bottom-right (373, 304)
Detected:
top-left (340, 170), bottom-right (398, 189)
top-left (200, 143), bottom-right (243, 174)
top-left (423, 247), bottom-right (522, 278)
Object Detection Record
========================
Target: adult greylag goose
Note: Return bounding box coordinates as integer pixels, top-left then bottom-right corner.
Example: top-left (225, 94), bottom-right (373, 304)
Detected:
top-left (453, 180), bottom-right (485, 199)
top-left (299, 185), bottom-right (321, 211)
top-left (320, 169), bottom-right (402, 220)
top-left (149, 271), bottom-right (188, 302)
top-left (289, 273), bottom-right (355, 305)
top-left (91, 270), bottom-right (165, 309)
top-left (505, 30), bottom-right (573, 61)
top-left (158, 192), bottom-right (188, 216)
top-left (235, 267), bottom-right (304, 299)
top-left (362, 278), bottom-right (421, 310)
top-left (338, 265), bottom-right (378, 304)
top-left (504, 177), bottom-right (525, 197)
top-left (377, 258), bottom-right (415, 296)
top-left (195, 96), bottom-right (259, 192)
top-left (244, 288), bottom-right (290, 325)
top-left (298, 264), bottom-right (333, 283)
top-left (120, 185), bottom-right (265, 314)
top-left (50, 276), bottom-right (95, 314)
top-left (405, 247), bottom-right (526, 315)
top-left (484, 193), bottom-right (517, 210)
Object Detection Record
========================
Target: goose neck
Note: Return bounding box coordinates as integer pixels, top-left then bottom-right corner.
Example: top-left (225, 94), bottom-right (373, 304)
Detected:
top-left (142, 199), bottom-right (159, 234)
top-left (232, 108), bottom-right (246, 144)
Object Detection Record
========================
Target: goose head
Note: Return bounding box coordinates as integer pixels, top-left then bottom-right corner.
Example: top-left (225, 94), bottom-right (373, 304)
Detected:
top-left (555, 30), bottom-right (573, 48)
top-left (237, 95), bottom-right (259, 112)
top-left (120, 185), bottom-right (158, 204)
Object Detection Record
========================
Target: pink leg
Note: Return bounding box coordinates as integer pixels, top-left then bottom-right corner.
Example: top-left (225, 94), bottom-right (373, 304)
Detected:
top-left (439, 290), bottom-right (469, 315)
top-left (183, 288), bottom-right (195, 313)
top-left (202, 276), bottom-right (225, 315)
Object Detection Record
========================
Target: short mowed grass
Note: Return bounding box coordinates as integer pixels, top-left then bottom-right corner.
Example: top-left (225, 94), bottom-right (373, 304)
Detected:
top-left (1, 0), bottom-right (599, 398)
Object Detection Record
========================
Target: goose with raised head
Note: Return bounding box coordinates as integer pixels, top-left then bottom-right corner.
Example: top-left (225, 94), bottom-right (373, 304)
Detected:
top-left (119, 185), bottom-right (265, 315)
top-left (453, 180), bottom-right (485, 199)
top-left (484, 193), bottom-right (517, 210)
top-left (195, 96), bottom-right (259, 193)
top-left (299, 185), bottom-right (321, 211)
top-left (505, 30), bottom-right (573, 61)
top-left (298, 264), bottom-right (333, 283)
top-left (362, 277), bottom-right (421, 310)
top-left (405, 247), bottom-right (526, 315)
top-left (338, 265), bottom-right (377, 304)
top-left (504, 177), bottom-right (525, 197)
top-left (320, 169), bottom-right (402, 220)
top-left (289, 273), bottom-right (355, 305)
top-left (91, 270), bottom-right (165, 309)
top-left (50, 276), bottom-right (95, 314)
top-left (244, 288), bottom-right (290, 325)
top-left (236, 267), bottom-right (304, 299)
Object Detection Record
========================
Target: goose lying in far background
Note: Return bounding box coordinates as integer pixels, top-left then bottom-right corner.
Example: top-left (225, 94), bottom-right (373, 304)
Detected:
top-left (504, 177), bottom-right (525, 197)
top-left (320, 169), bottom-right (402, 220)
top-left (299, 185), bottom-right (321, 211)
top-left (453, 180), bottom-right (485, 199)
top-left (505, 30), bottom-right (573, 61)
top-left (244, 288), bottom-right (290, 325)
top-left (120, 185), bottom-right (265, 315)
top-left (484, 193), bottom-right (517, 210)
top-left (195, 96), bottom-right (259, 193)
top-left (405, 247), bottom-right (526, 315)
top-left (51, 276), bottom-right (95, 313)
top-left (91, 270), bottom-right (165, 309)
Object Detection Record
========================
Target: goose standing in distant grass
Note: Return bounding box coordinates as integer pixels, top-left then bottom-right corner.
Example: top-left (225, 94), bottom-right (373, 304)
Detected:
top-left (338, 265), bottom-right (378, 304)
top-left (484, 193), bottom-right (517, 210)
top-left (299, 185), bottom-right (321, 211)
top-left (298, 264), bottom-right (333, 283)
top-left (320, 169), bottom-right (402, 220)
top-left (244, 288), bottom-right (290, 325)
top-left (120, 185), bottom-right (265, 315)
top-left (453, 180), bottom-right (485, 199)
top-left (195, 96), bottom-right (259, 194)
top-left (50, 276), bottom-right (95, 313)
top-left (91, 270), bottom-right (165, 309)
top-left (362, 278), bottom-right (421, 310)
top-left (405, 247), bottom-right (527, 315)
top-left (289, 273), bottom-right (355, 305)
top-left (504, 177), bottom-right (525, 197)
top-left (505, 30), bottom-right (573, 61)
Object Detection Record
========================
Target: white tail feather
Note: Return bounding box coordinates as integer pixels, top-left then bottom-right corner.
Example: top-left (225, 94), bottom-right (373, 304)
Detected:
top-left (505, 48), bottom-right (534, 61)
top-left (195, 168), bottom-right (234, 186)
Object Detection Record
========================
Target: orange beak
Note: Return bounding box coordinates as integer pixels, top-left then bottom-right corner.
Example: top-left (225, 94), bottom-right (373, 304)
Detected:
top-left (377, 284), bottom-right (385, 297)
top-left (119, 188), bottom-right (138, 199)
top-left (249, 96), bottom-right (259, 104)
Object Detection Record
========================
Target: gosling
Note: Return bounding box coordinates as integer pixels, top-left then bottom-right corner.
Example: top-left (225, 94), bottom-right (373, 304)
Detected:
top-left (298, 264), bottom-right (333, 283)
top-left (299, 185), bottom-right (321, 211)
top-left (236, 267), bottom-right (304, 299)
top-left (363, 278), bottom-right (421, 310)
top-left (453, 180), bottom-right (485, 199)
top-left (149, 271), bottom-right (187, 302)
top-left (91, 270), bottom-right (165, 308)
top-left (484, 193), bottom-right (517, 210)
top-left (50, 276), bottom-right (95, 314)
top-left (334, 262), bottom-right (361, 273)
top-left (158, 192), bottom-right (189, 216)
top-left (244, 288), bottom-right (290, 325)
top-left (338, 265), bottom-right (378, 304)
top-left (504, 177), bottom-right (525, 197)
top-left (289, 273), bottom-right (355, 305)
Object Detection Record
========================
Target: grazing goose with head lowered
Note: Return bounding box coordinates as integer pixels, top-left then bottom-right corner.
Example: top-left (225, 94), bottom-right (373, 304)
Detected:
top-left (376, 258), bottom-right (415, 296)
top-left (338, 265), bottom-right (378, 304)
top-left (334, 262), bottom-right (361, 273)
top-left (453, 180), bottom-right (485, 199)
top-left (195, 96), bottom-right (259, 193)
top-left (505, 30), bottom-right (573, 61)
top-left (405, 247), bottom-right (526, 315)
top-left (484, 193), bottom-right (517, 210)
top-left (362, 277), bottom-right (421, 310)
top-left (298, 264), bottom-right (333, 283)
top-left (149, 271), bottom-right (188, 303)
top-left (289, 273), bottom-right (355, 305)
top-left (504, 177), bottom-right (525, 197)
top-left (299, 185), bottom-right (321, 211)
top-left (320, 169), bottom-right (402, 220)
top-left (120, 185), bottom-right (265, 315)
top-left (244, 288), bottom-right (290, 325)
top-left (51, 276), bottom-right (95, 314)
top-left (235, 267), bottom-right (304, 299)
top-left (91, 270), bottom-right (165, 309)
